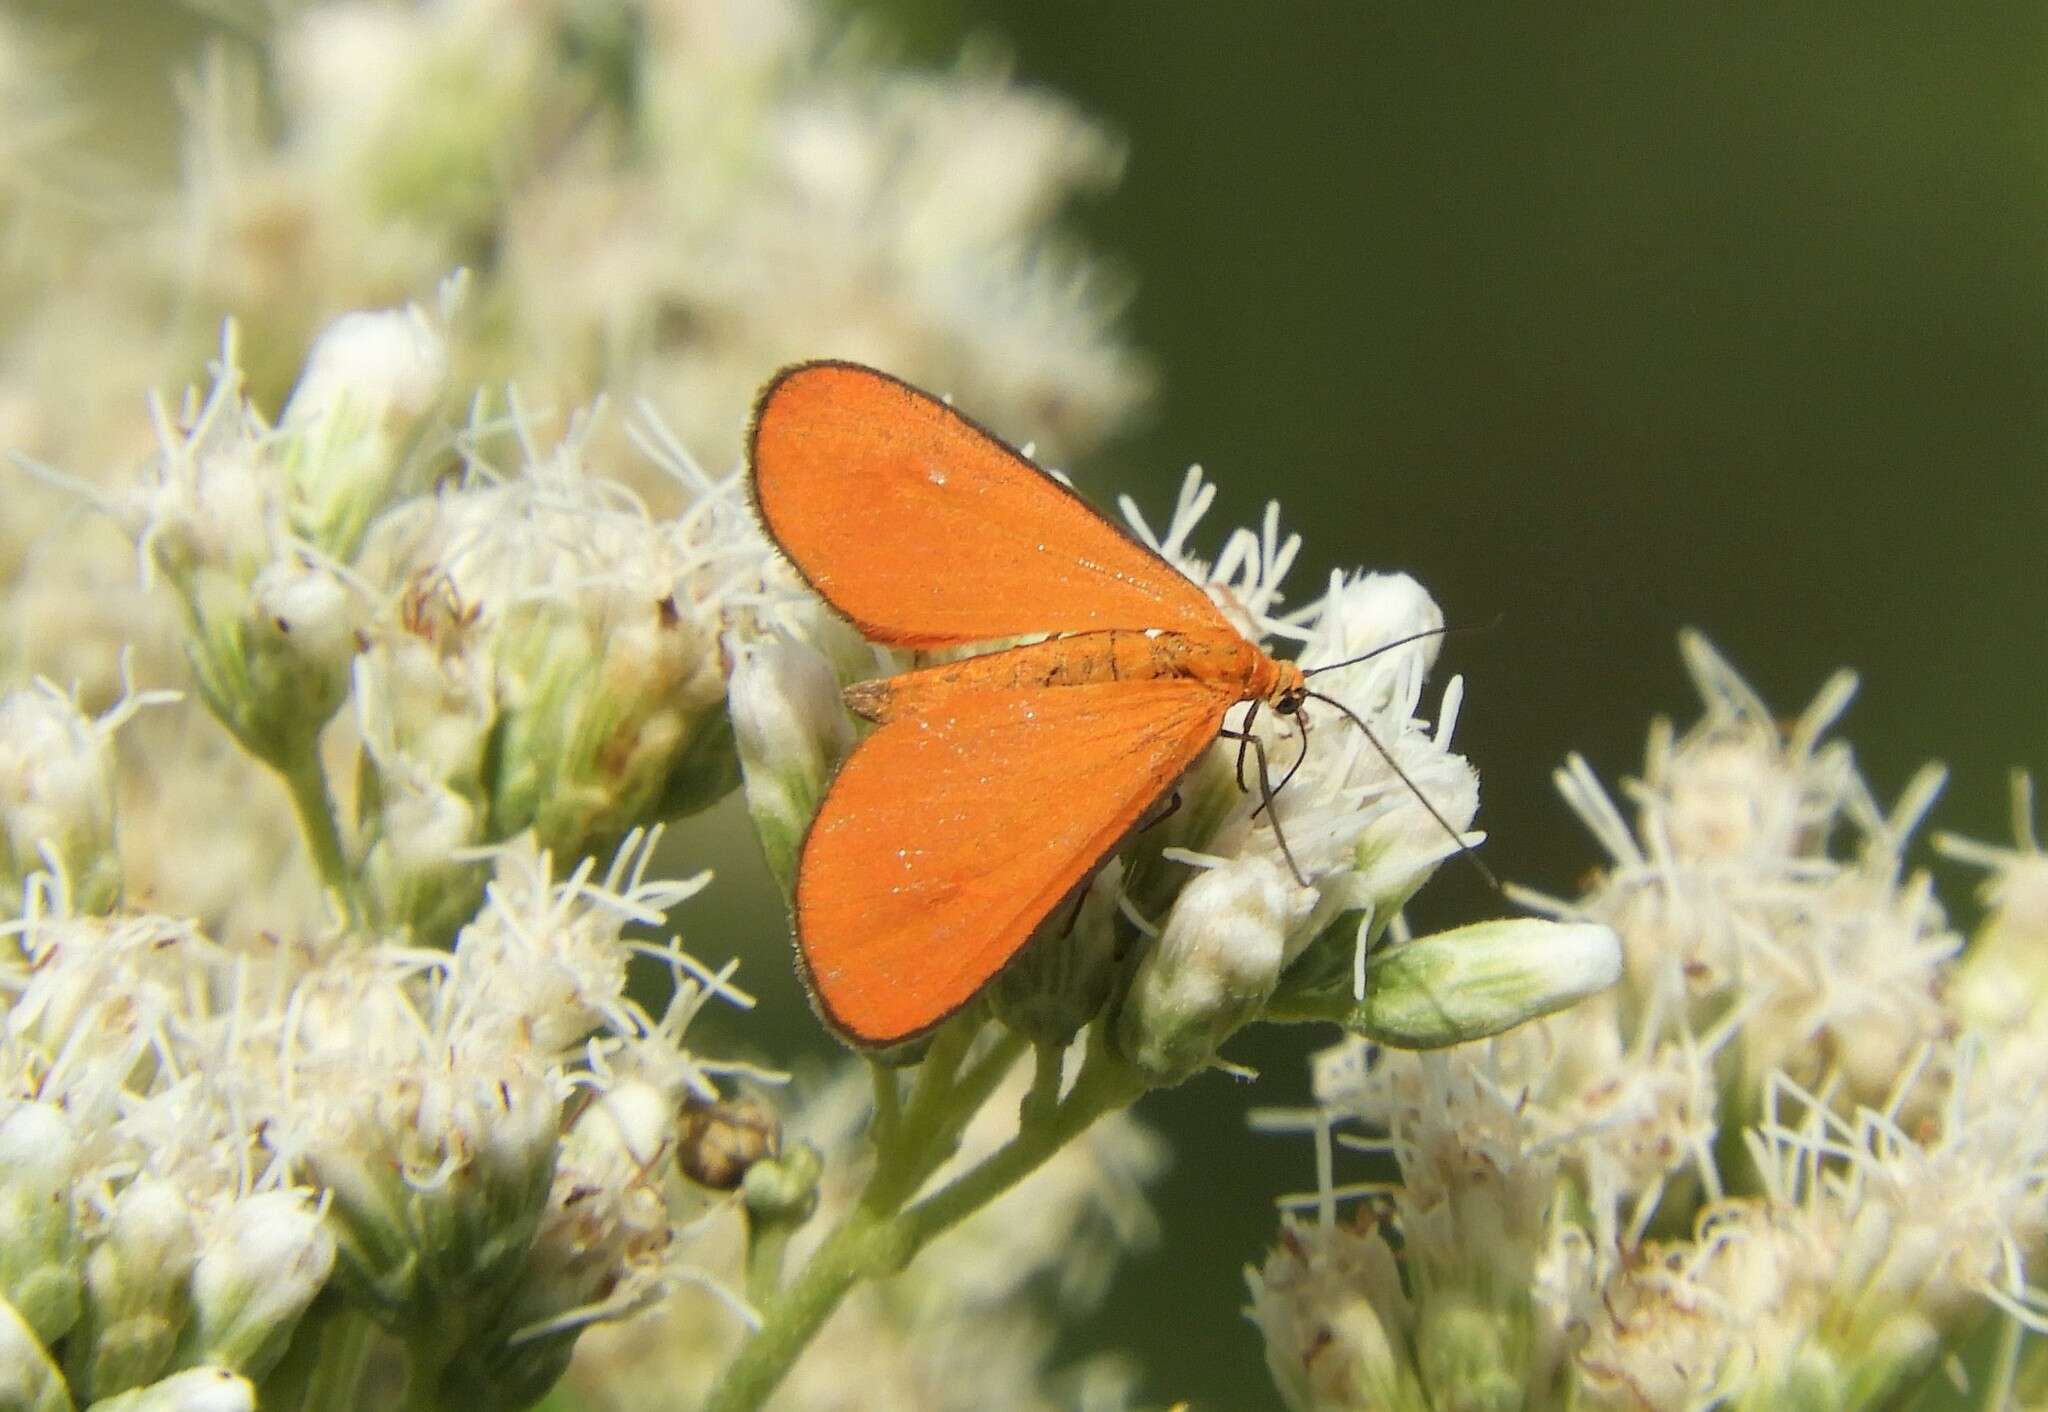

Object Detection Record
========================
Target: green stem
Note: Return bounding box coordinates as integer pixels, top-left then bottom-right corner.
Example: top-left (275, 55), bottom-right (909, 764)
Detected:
top-left (1022, 1041), bottom-right (1063, 1127)
top-left (701, 1033), bottom-right (1137, 1412)
top-left (744, 1217), bottom-right (794, 1308)
top-left (400, 1327), bottom-right (459, 1412)
top-left (868, 1059), bottom-right (902, 1147)
top-left (1982, 1310), bottom-right (2024, 1412)
top-left (900, 1048), bottom-right (1142, 1249)
top-left (860, 1018), bottom-right (980, 1213)
top-left (706, 1207), bottom-right (897, 1412)
top-left (276, 743), bottom-right (360, 923)
top-left (297, 1310), bottom-right (377, 1412)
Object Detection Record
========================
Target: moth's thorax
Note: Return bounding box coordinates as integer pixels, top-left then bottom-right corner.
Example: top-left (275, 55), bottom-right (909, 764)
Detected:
top-left (843, 628), bottom-right (1290, 723)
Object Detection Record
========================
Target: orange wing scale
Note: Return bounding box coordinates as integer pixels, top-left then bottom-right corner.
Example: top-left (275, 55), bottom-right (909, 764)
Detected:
top-left (796, 678), bottom-right (1233, 1045)
top-left (750, 362), bottom-right (1231, 647)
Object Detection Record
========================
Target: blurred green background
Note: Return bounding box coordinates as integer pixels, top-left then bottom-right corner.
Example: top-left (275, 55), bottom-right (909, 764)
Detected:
top-left (37, 1), bottom-right (2048, 1406)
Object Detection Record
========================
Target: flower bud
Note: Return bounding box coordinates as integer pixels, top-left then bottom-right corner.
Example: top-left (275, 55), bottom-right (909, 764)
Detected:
top-left (442, 1072), bottom-right (675, 1411)
top-left (1346, 920), bottom-right (1621, 1049)
top-left (0, 685), bottom-right (121, 914)
top-left (232, 557), bottom-right (359, 741)
top-left (728, 635), bottom-right (853, 897)
top-left (182, 558), bottom-right (361, 767)
top-left (175, 1193), bottom-right (335, 1381)
top-left (350, 638), bottom-right (493, 941)
top-left (0, 1296), bottom-right (67, 1412)
top-left (1935, 775), bottom-right (2048, 1034)
top-left (64, 1178), bottom-right (197, 1402)
top-left (1413, 1290), bottom-right (1526, 1412)
top-left (279, 305), bottom-right (448, 559)
top-left (77, 1367), bottom-right (254, 1412)
top-left (1115, 857), bottom-right (1314, 1085)
top-left (1250, 1220), bottom-right (1426, 1412)
top-left (0, 1103), bottom-right (82, 1346)
top-left (742, 1142), bottom-right (823, 1228)
top-left (126, 328), bottom-right (396, 770)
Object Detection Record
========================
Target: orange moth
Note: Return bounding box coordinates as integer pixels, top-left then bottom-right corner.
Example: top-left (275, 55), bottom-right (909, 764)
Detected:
top-left (750, 362), bottom-right (1341, 1047)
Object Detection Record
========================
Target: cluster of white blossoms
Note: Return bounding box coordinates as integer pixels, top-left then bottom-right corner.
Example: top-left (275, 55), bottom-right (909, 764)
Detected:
top-left (0, 820), bottom-right (750, 1412)
top-left (1104, 472), bottom-right (1615, 1084)
top-left (1252, 634), bottom-right (2048, 1411)
top-left (118, 0), bottom-right (1147, 476)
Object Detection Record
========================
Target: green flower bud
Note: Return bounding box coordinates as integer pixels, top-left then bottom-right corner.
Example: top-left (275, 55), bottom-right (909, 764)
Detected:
top-left (78, 1367), bottom-right (252, 1412)
top-left (729, 636), bottom-right (853, 897)
top-left (439, 1071), bottom-right (676, 1412)
top-left (0, 1297), bottom-right (69, 1412)
top-left (277, 306), bottom-right (448, 560)
top-left (742, 1141), bottom-right (822, 1228)
top-left (189, 555), bottom-right (357, 762)
top-left (174, 1194), bottom-right (334, 1381)
top-left (1346, 920), bottom-right (1620, 1048)
top-left (0, 1103), bottom-right (82, 1346)
top-left (1115, 857), bottom-right (1314, 1086)
top-left (64, 1179), bottom-right (197, 1402)
top-left (484, 572), bottom-right (730, 857)
top-left (129, 326), bottom-right (396, 770)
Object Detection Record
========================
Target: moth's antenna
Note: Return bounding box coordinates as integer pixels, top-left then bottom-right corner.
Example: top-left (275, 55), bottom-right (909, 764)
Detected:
top-left (1299, 616), bottom-right (1500, 680)
top-left (1303, 688), bottom-right (1500, 895)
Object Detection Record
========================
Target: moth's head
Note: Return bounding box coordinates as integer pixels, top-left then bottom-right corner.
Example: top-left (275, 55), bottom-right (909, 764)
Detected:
top-left (1268, 661), bottom-right (1309, 718)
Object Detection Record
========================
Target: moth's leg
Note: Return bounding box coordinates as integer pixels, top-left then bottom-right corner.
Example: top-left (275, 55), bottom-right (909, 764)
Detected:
top-left (1219, 727), bottom-right (1306, 886)
top-left (1233, 700), bottom-right (1261, 792)
top-left (1058, 888), bottom-right (1089, 938)
top-left (1140, 789), bottom-right (1184, 833)
top-left (1253, 709), bottom-right (1313, 820)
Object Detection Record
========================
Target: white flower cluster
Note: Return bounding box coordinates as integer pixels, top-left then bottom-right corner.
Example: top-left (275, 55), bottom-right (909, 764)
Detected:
top-left (162, 0), bottom-right (1147, 475)
top-left (1252, 635), bottom-right (2048, 1410)
top-left (0, 289), bottom-right (827, 1407)
top-left (0, 828), bottom-right (749, 1411)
